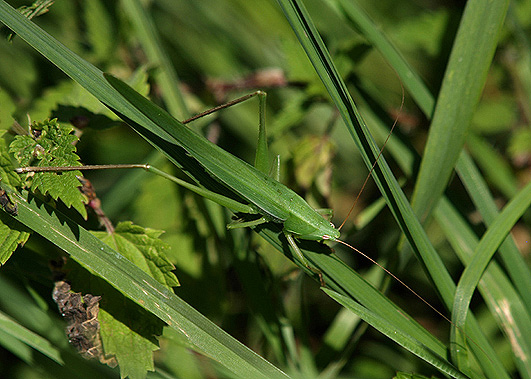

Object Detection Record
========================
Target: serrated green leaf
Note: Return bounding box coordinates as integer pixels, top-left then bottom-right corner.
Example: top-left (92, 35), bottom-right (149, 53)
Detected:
top-left (0, 212), bottom-right (30, 265)
top-left (99, 309), bottom-right (158, 379)
top-left (92, 221), bottom-right (179, 288)
top-left (9, 119), bottom-right (88, 218)
top-left (30, 80), bottom-right (116, 123)
top-left (0, 140), bottom-right (28, 264)
top-left (0, 137), bottom-right (21, 187)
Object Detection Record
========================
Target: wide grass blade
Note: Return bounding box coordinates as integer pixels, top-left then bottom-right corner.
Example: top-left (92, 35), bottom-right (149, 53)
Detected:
top-left (452, 180), bottom-right (531, 346)
top-left (408, 0), bottom-right (509, 221)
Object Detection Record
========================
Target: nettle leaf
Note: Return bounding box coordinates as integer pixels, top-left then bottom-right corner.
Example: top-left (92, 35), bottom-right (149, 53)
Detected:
top-left (99, 309), bottom-right (158, 379)
top-left (93, 221), bottom-right (179, 289)
top-left (0, 136), bottom-right (21, 188)
top-left (90, 221), bottom-right (178, 378)
top-left (9, 119), bottom-right (88, 219)
top-left (0, 211), bottom-right (30, 265)
top-left (0, 137), bottom-right (29, 264)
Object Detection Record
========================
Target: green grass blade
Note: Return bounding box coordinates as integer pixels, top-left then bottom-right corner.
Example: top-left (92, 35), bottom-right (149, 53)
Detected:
top-left (409, 0), bottom-right (509, 221)
top-left (323, 289), bottom-right (470, 379)
top-left (254, 226), bottom-right (468, 375)
top-left (466, 133), bottom-right (519, 199)
top-left (435, 196), bottom-right (531, 379)
top-left (1, 188), bottom-right (288, 379)
top-left (0, 310), bottom-right (63, 364)
top-left (121, 0), bottom-right (189, 119)
top-left (456, 152), bottom-right (531, 314)
top-left (452, 180), bottom-right (531, 339)
top-left (275, 0), bottom-right (464, 349)
top-left (330, 0), bottom-right (435, 116)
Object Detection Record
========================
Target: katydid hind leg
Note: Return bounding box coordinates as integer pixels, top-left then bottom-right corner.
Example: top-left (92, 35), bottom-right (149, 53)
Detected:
top-left (180, 89), bottom-right (271, 175)
top-left (253, 91), bottom-right (269, 175)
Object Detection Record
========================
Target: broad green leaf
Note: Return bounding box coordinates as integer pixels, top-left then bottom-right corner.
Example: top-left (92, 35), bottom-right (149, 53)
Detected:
top-left (1, 186), bottom-right (288, 379)
top-left (92, 221), bottom-right (179, 288)
top-left (29, 80), bottom-right (117, 126)
top-left (90, 221), bottom-right (180, 377)
top-left (99, 309), bottom-right (158, 379)
top-left (0, 212), bottom-right (30, 265)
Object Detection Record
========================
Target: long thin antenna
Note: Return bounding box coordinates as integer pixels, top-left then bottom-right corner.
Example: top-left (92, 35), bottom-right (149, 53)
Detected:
top-left (334, 238), bottom-right (490, 362)
top-left (335, 239), bottom-right (449, 323)
top-left (337, 84), bottom-right (405, 232)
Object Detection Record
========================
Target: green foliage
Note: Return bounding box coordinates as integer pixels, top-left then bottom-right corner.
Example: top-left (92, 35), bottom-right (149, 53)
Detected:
top-left (99, 309), bottom-right (158, 379)
top-left (0, 137), bottom-right (29, 264)
top-left (9, 119), bottom-right (88, 218)
top-left (92, 221), bottom-right (179, 289)
top-left (0, 0), bottom-right (530, 379)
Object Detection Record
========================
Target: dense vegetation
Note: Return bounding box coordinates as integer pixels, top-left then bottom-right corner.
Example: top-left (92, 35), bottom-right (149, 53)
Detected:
top-left (0, 1), bottom-right (530, 378)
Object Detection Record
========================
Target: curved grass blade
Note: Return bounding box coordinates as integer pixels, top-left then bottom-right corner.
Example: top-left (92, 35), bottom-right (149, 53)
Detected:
top-left (436, 196), bottom-right (531, 379)
top-left (407, 0), bottom-right (509, 222)
top-left (452, 181), bottom-right (531, 345)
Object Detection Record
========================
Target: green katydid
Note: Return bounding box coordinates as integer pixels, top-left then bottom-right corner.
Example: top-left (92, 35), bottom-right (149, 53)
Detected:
top-left (17, 74), bottom-right (447, 321)
top-left (15, 75), bottom-right (489, 368)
